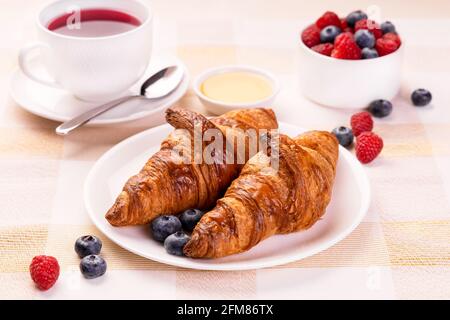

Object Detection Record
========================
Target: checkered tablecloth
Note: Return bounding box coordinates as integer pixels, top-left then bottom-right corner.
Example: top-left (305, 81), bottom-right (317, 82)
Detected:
top-left (1, 0), bottom-right (449, 300)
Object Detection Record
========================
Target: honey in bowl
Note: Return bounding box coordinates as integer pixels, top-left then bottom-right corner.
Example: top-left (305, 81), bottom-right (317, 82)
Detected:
top-left (200, 71), bottom-right (273, 104)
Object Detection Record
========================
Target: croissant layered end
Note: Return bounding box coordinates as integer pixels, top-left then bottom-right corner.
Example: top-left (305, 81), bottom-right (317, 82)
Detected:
top-left (184, 203), bottom-right (247, 258)
top-left (294, 131), bottom-right (339, 172)
top-left (212, 108), bottom-right (278, 131)
top-left (183, 230), bottom-right (210, 258)
top-left (183, 219), bottom-right (242, 259)
top-left (105, 191), bottom-right (132, 227)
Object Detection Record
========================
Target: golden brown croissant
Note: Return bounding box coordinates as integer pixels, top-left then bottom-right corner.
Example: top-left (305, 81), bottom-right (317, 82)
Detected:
top-left (184, 131), bottom-right (339, 258)
top-left (105, 108), bottom-right (278, 226)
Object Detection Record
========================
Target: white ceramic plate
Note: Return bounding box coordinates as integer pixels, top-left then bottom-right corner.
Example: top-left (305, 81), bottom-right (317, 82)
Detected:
top-left (84, 122), bottom-right (370, 270)
top-left (9, 55), bottom-right (189, 125)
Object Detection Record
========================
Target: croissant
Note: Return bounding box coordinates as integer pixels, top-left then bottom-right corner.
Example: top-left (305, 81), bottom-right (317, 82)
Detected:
top-left (184, 131), bottom-right (339, 258)
top-left (105, 108), bottom-right (278, 226)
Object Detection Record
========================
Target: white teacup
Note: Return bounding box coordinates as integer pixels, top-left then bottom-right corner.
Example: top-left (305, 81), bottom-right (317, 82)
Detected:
top-left (19, 0), bottom-right (153, 102)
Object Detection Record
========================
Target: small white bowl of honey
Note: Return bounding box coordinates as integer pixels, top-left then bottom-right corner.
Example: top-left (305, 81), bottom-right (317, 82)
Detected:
top-left (193, 65), bottom-right (280, 115)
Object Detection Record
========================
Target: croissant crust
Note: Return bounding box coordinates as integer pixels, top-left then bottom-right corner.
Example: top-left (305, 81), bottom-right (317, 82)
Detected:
top-left (184, 130), bottom-right (339, 258)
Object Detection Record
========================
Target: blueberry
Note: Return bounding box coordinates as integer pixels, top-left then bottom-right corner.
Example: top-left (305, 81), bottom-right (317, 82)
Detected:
top-left (74, 235), bottom-right (102, 258)
top-left (179, 209), bottom-right (205, 232)
top-left (361, 48), bottom-right (379, 59)
top-left (331, 126), bottom-right (354, 148)
top-left (381, 21), bottom-right (396, 34)
top-left (368, 99), bottom-right (393, 118)
top-left (80, 255), bottom-right (107, 279)
top-left (320, 25), bottom-right (342, 43)
top-left (411, 89), bottom-right (432, 107)
top-left (151, 215), bottom-right (182, 242)
top-left (346, 10), bottom-right (368, 28)
top-left (355, 29), bottom-right (375, 49)
top-left (164, 231), bottom-right (191, 256)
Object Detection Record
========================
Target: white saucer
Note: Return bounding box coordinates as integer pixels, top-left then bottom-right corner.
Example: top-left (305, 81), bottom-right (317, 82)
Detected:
top-left (9, 55), bottom-right (190, 125)
top-left (84, 122), bottom-right (371, 270)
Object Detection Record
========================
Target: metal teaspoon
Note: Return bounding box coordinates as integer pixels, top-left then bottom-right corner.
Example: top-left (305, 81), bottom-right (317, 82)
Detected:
top-left (55, 65), bottom-right (184, 135)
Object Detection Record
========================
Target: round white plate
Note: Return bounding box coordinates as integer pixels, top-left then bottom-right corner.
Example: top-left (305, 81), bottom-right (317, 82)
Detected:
top-left (84, 122), bottom-right (370, 270)
top-left (9, 55), bottom-right (189, 125)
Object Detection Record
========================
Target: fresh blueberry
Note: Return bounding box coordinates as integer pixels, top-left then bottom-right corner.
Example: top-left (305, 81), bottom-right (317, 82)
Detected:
top-left (179, 209), bottom-right (205, 232)
top-left (346, 10), bottom-right (368, 28)
top-left (361, 48), bottom-right (379, 59)
top-left (331, 126), bottom-right (354, 148)
top-left (355, 29), bottom-right (375, 48)
top-left (368, 99), bottom-right (393, 118)
top-left (411, 89), bottom-right (432, 107)
top-left (74, 235), bottom-right (102, 258)
top-left (320, 25), bottom-right (342, 43)
top-left (79, 255), bottom-right (107, 279)
top-left (164, 231), bottom-right (191, 256)
top-left (151, 215), bottom-right (182, 242)
top-left (381, 21), bottom-right (396, 34)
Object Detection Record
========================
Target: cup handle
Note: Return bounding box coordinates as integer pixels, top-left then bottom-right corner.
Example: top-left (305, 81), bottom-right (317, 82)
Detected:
top-left (18, 42), bottom-right (61, 88)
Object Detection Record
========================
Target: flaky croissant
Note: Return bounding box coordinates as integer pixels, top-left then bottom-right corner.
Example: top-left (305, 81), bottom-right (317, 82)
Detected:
top-left (105, 108), bottom-right (278, 226)
top-left (184, 131), bottom-right (339, 258)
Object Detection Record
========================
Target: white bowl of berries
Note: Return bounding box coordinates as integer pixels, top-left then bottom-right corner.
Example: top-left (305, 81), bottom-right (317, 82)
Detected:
top-left (299, 10), bottom-right (404, 109)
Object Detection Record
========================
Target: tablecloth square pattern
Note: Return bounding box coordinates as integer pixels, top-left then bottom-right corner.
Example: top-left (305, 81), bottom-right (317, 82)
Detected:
top-left (1, 0), bottom-right (449, 299)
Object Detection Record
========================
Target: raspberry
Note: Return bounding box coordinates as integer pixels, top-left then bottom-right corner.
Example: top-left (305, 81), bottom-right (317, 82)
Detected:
top-left (375, 38), bottom-right (399, 56)
top-left (316, 11), bottom-right (341, 29)
top-left (311, 43), bottom-right (334, 56)
top-left (350, 111), bottom-right (373, 136)
top-left (383, 32), bottom-right (401, 46)
top-left (343, 27), bottom-right (354, 33)
top-left (354, 19), bottom-right (383, 39)
top-left (29, 255), bottom-right (60, 291)
top-left (301, 25), bottom-right (321, 48)
top-left (331, 32), bottom-right (361, 60)
top-left (356, 132), bottom-right (384, 164)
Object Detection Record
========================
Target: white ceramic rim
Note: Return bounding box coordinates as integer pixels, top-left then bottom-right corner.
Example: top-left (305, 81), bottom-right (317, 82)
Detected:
top-left (36, 0), bottom-right (153, 41)
top-left (193, 65), bottom-right (281, 109)
top-left (8, 60), bottom-right (190, 125)
top-left (299, 23), bottom-right (404, 63)
top-left (84, 122), bottom-right (371, 271)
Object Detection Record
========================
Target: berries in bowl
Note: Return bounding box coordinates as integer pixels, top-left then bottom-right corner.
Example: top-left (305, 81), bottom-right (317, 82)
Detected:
top-left (299, 10), bottom-right (404, 109)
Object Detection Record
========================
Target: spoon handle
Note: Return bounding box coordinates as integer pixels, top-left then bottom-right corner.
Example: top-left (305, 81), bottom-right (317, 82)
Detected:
top-left (55, 95), bottom-right (138, 135)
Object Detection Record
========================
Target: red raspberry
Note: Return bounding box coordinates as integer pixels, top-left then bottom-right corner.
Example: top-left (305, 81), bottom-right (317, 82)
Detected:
top-left (331, 32), bottom-right (361, 60)
top-left (383, 32), bottom-right (402, 46)
top-left (356, 132), bottom-right (384, 164)
top-left (351, 111), bottom-right (373, 136)
top-left (311, 43), bottom-right (334, 56)
top-left (29, 255), bottom-right (60, 291)
top-left (354, 19), bottom-right (383, 39)
top-left (301, 24), bottom-right (321, 48)
top-left (316, 11), bottom-right (341, 29)
top-left (343, 27), bottom-right (354, 33)
top-left (375, 38), bottom-right (399, 56)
